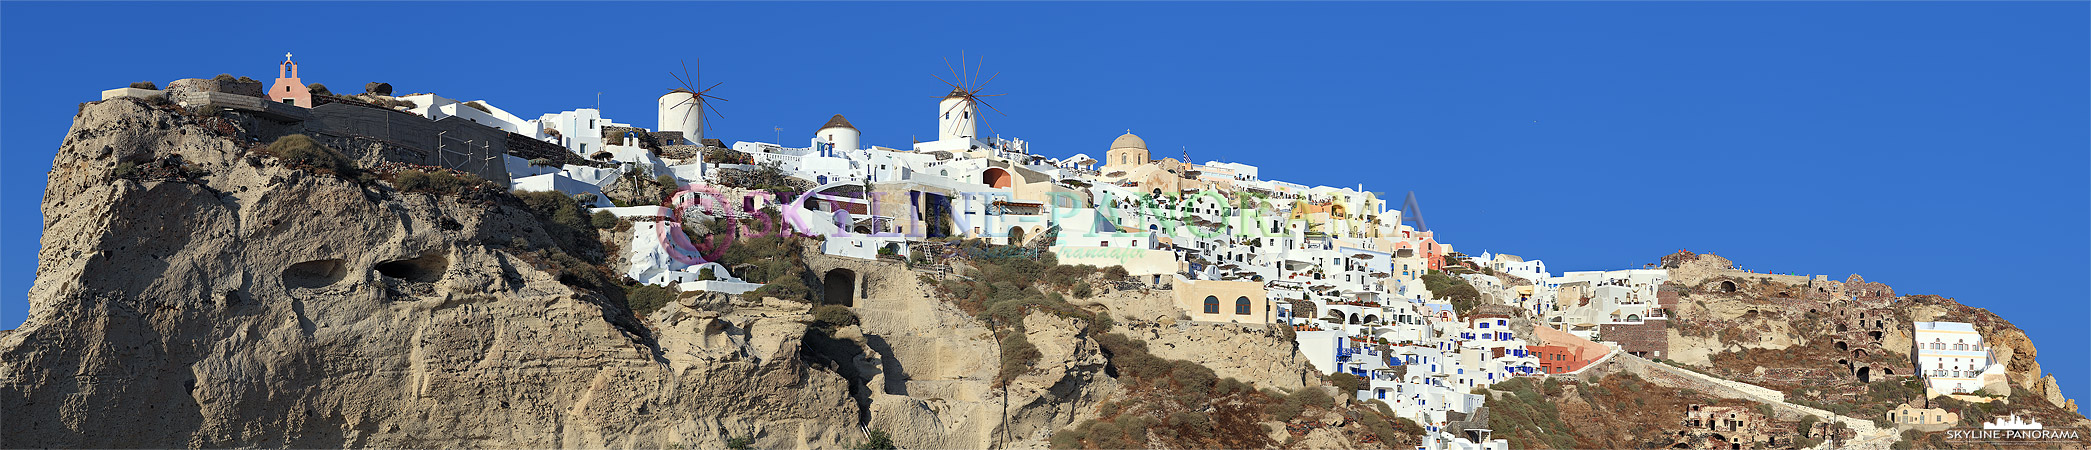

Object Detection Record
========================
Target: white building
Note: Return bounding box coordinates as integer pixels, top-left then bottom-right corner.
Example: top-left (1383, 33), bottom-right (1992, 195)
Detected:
top-left (1914, 321), bottom-right (2007, 395)
top-left (539, 108), bottom-right (629, 155)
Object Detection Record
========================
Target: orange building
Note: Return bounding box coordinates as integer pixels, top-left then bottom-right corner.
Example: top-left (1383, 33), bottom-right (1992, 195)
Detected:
top-left (1529, 325), bottom-right (1609, 374)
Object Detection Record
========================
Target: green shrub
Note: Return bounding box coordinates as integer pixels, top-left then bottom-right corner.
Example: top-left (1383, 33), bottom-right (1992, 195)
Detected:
top-left (113, 161), bottom-right (138, 179)
top-left (1292, 386), bottom-right (1334, 409)
top-left (1394, 417), bottom-right (1425, 435)
top-left (657, 174), bottom-right (679, 189)
top-left (266, 134), bottom-right (356, 175)
top-left (1169, 360), bottom-right (1219, 402)
top-left (515, 189), bottom-right (601, 261)
top-left (213, 73), bottom-right (237, 83)
top-left (1268, 394), bottom-right (1304, 422)
top-left (851, 429), bottom-right (895, 450)
top-left (1328, 372), bottom-right (1364, 393)
top-left (393, 169), bottom-right (490, 196)
top-left (626, 283), bottom-right (674, 315)
top-left (699, 267), bottom-right (717, 281)
top-left (129, 81), bottom-right (157, 90)
top-left (1101, 265), bottom-right (1130, 281)
top-left (591, 210), bottom-right (619, 229)
top-left (1072, 282), bottom-right (1094, 299)
top-left (998, 332), bottom-right (1042, 384)
top-left (395, 170), bottom-right (429, 192)
top-left (812, 304), bottom-right (858, 329)
top-left (1049, 430), bottom-right (1081, 449)
top-left (307, 83), bottom-right (331, 96)
top-left (724, 236), bottom-right (815, 302)
top-left (724, 436), bottom-right (754, 450)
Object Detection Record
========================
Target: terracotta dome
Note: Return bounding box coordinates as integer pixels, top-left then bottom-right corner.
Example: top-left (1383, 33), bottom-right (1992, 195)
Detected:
top-left (1111, 132), bottom-right (1147, 150)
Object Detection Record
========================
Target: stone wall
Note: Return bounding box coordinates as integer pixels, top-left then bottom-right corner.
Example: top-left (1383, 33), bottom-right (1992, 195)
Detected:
top-left (1603, 319), bottom-right (1669, 359)
top-left (302, 102), bottom-right (507, 181)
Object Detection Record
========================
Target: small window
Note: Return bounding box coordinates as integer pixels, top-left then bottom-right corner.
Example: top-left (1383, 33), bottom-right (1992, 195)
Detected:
top-left (1236, 297), bottom-right (1252, 315)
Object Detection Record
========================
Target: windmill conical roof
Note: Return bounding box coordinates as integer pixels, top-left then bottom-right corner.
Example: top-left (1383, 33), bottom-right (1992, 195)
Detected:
top-left (820, 114), bottom-right (855, 130)
top-left (1111, 132), bottom-right (1147, 150)
top-left (944, 86), bottom-right (970, 99)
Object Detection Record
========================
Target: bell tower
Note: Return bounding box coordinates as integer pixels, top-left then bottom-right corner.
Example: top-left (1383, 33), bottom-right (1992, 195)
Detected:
top-left (267, 52), bottom-right (312, 108)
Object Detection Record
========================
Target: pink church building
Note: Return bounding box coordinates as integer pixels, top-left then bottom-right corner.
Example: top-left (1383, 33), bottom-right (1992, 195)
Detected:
top-left (267, 53), bottom-right (311, 108)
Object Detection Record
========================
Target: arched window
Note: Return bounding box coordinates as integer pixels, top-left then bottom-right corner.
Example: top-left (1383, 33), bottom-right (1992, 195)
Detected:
top-left (1236, 297), bottom-right (1252, 315)
top-left (1203, 296), bottom-right (1219, 314)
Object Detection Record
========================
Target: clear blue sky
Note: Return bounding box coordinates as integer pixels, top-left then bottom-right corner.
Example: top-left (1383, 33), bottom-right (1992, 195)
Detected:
top-left (4, 2), bottom-right (2085, 409)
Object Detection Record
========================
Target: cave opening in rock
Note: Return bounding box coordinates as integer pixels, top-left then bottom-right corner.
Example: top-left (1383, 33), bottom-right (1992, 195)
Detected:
top-left (822, 268), bottom-right (856, 306)
top-left (375, 252), bottom-right (448, 283)
top-left (283, 259), bottom-right (346, 289)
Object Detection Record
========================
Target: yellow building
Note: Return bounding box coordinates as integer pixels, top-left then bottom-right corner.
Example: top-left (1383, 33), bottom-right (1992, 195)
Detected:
top-left (1172, 275), bottom-right (1274, 324)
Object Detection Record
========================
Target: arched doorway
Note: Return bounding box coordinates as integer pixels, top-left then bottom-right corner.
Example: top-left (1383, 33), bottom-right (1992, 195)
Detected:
top-left (983, 168), bottom-right (1013, 189)
top-left (823, 268), bottom-right (856, 306)
top-left (1008, 226), bottom-right (1025, 245)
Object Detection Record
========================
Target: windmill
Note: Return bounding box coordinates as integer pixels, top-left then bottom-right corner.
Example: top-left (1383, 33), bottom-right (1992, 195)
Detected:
top-left (933, 51), bottom-right (1006, 143)
top-left (658, 59), bottom-right (727, 144)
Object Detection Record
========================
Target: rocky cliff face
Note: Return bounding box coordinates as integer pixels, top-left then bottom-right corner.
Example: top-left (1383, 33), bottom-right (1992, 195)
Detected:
top-left (1659, 252), bottom-right (2088, 430)
top-left (1, 98), bottom-right (1370, 449)
top-left (0, 98), bottom-right (877, 448)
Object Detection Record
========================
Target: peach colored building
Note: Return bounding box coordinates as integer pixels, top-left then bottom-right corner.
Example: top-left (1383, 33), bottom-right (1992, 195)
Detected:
top-left (267, 53), bottom-right (311, 108)
top-left (1530, 325), bottom-right (1608, 374)
top-left (1172, 276), bottom-right (1274, 324)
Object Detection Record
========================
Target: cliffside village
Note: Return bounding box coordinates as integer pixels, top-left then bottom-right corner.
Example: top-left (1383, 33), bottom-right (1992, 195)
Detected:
top-left (99, 55), bottom-right (2022, 450)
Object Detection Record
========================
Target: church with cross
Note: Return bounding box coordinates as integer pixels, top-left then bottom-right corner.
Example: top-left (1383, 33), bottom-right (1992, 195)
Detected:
top-left (267, 52), bottom-right (310, 107)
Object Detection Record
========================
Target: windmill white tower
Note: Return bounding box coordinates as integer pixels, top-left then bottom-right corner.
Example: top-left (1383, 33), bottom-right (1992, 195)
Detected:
top-left (933, 52), bottom-right (1004, 145)
top-left (938, 87), bottom-right (979, 142)
top-left (658, 91), bottom-right (701, 142)
top-left (819, 114), bottom-right (860, 154)
top-left (660, 60), bottom-right (725, 145)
